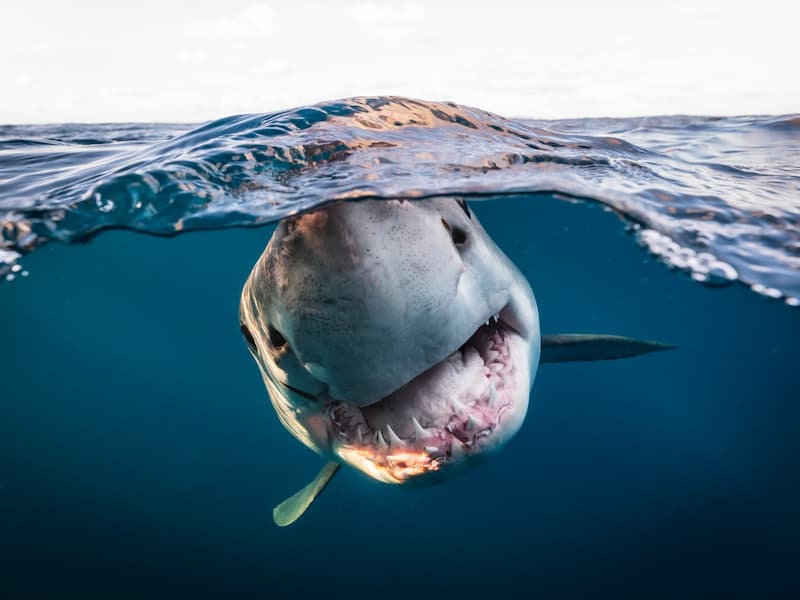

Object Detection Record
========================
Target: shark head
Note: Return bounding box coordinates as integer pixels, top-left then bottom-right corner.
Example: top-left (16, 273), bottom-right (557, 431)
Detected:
top-left (240, 197), bottom-right (540, 484)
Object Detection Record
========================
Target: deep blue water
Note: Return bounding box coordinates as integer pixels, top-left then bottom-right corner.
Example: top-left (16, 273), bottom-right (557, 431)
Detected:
top-left (1, 98), bottom-right (799, 597)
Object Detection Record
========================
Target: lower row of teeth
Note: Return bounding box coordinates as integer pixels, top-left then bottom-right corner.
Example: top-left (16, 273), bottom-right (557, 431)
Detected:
top-left (332, 323), bottom-right (509, 453)
top-left (334, 375), bottom-right (504, 452)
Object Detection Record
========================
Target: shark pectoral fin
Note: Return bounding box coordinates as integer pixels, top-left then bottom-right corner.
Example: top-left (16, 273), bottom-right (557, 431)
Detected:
top-left (273, 462), bottom-right (340, 527)
top-left (540, 334), bottom-right (677, 363)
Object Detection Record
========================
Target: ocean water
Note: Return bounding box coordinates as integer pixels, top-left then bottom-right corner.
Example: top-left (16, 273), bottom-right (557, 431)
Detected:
top-left (1, 97), bottom-right (799, 597)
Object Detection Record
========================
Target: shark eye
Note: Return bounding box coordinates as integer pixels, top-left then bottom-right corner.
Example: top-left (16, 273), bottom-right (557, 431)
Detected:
top-left (268, 324), bottom-right (288, 348)
top-left (240, 323), bottom-right (257, 352)
top-left (457, 198), bottom-right (471, 219)
top-left (441, 218), bottom-right (467, 247)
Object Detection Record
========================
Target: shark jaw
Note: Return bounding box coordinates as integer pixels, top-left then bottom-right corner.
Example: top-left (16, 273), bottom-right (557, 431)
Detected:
top-left (322, 306), bottom-right (532, 484)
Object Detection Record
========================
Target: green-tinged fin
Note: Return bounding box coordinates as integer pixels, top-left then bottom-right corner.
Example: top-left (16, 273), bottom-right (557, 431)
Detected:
top-left (541, 334), bottom-right (677, 363)
top-left (273, 462), bottom-right (340, 527)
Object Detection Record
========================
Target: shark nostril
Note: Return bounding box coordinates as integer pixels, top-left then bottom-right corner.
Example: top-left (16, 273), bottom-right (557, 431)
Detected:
top-left (268, 324), bottom-right (288, 348)
top-left (441, 218), bottom-right (467, 247)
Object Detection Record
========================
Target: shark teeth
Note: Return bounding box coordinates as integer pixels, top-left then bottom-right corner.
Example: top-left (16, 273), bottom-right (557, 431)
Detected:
top-left (329, 308), bottom-right (514, 462)
top-left (375, 429), bottom-right (388, 449)
top-left (452, 397), bottom-right (468, 415)
top-left (488, 382), bottom-right (499, 407)
top-left (411, 416), bottom-right (431, 440)
top-left (384, 424), bottom-right (404, 447)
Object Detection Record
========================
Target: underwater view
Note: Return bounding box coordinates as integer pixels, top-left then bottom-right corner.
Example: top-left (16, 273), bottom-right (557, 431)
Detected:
top-left (2, 96), bottom-right (799, 596)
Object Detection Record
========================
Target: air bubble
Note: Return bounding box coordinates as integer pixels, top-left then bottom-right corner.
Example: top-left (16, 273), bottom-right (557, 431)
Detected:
top-left (0, 249), bottom-right (21, 264)
top-left (637, 228), bottom-right (736, 288)
top-left (95, 192), bottom-right (115, 213)
top-left (704, 262), bottom-right (738, 286)
top-left (751, 284), bottom-right (782, 299)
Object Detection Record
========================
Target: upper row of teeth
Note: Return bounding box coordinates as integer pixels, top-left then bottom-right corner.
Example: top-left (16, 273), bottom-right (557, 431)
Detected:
top-left (484, 312), bottom-right (501, 327)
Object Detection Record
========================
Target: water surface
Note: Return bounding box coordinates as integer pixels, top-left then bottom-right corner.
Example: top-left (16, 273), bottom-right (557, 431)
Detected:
top-left (2, 97), bottom-right (798, 300)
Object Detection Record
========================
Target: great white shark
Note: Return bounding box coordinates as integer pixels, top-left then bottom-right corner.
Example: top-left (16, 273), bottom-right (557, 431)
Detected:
top-left (239, 197), bottom-right (675, 525)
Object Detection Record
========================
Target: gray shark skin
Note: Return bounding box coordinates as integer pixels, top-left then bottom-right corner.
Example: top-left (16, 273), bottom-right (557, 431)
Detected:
top-left (239, 198), bottom-right (674, 525)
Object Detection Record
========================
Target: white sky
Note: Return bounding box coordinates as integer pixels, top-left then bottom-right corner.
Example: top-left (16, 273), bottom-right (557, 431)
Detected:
top-left (2, 0), bottom-right (798, 124)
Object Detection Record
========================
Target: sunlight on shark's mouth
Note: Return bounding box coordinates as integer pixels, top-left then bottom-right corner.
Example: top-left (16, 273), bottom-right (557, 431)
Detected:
top-left (326, 310), bottom-right (523, 483)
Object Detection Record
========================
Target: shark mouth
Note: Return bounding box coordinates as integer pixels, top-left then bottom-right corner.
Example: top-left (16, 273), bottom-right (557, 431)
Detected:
top-left (326, 308), bottom-right (529, 484)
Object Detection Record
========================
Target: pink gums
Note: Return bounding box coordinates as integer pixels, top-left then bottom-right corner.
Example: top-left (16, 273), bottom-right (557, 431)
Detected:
top-left (326, 320), bottom-right (518, 482)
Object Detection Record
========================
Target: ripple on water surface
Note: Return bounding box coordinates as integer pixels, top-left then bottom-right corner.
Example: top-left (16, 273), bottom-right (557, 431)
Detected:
top-left (1, 97), bottom-right (798, 302)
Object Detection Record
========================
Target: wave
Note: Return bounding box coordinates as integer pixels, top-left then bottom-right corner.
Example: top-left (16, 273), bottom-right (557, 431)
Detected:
top-left (1, 97), bottom-right (798, 302)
